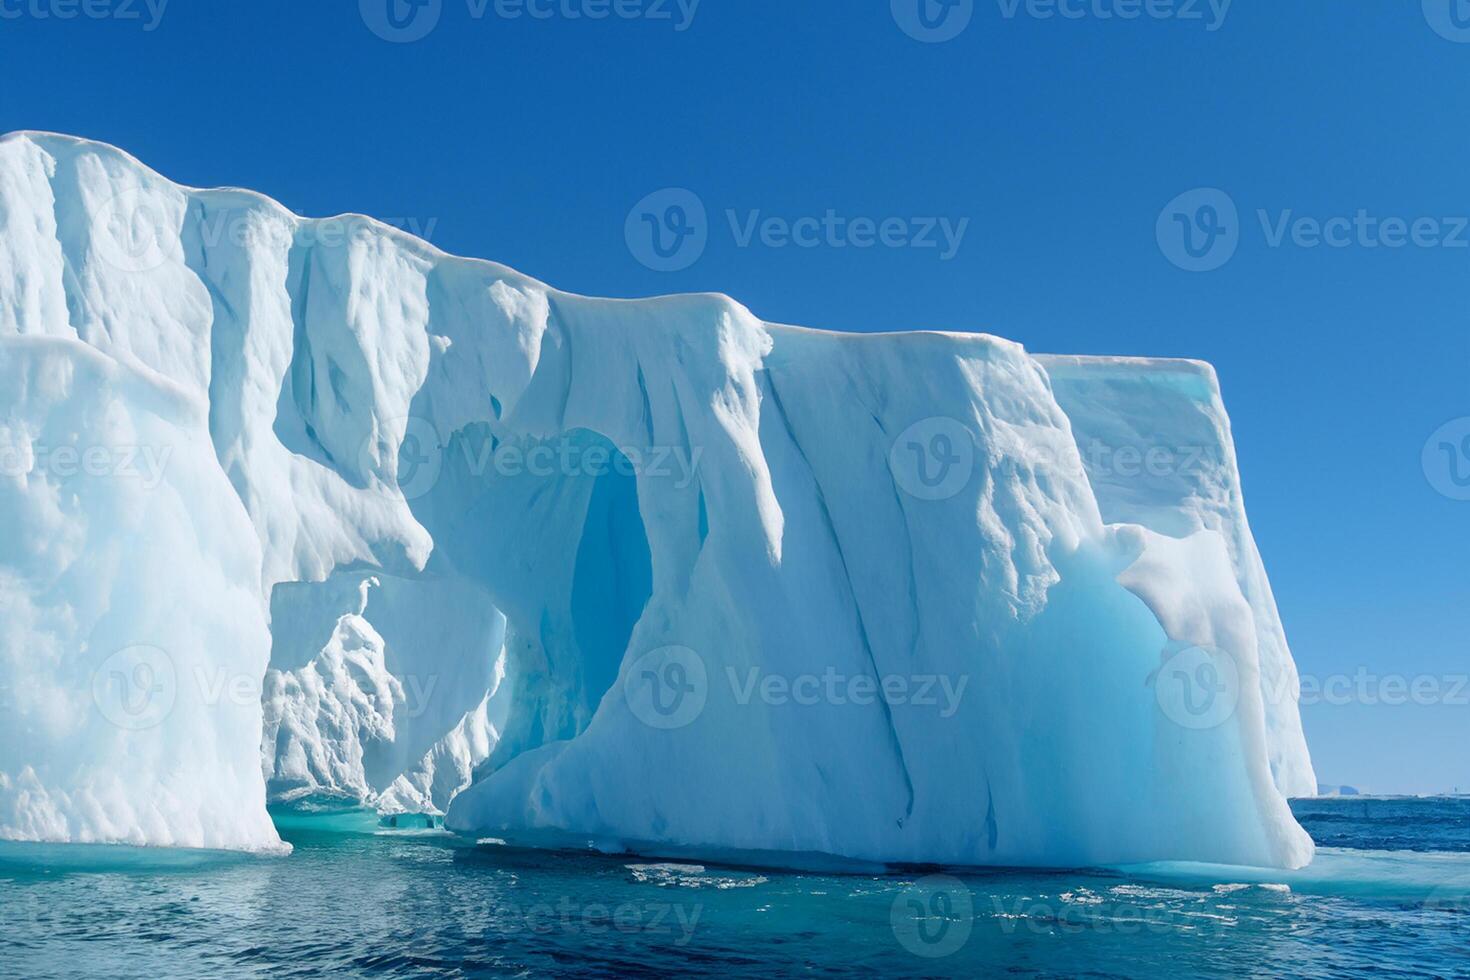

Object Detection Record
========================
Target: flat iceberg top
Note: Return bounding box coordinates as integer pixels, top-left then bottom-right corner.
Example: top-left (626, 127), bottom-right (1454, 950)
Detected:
top-left (0, 132), bottom-right (1314, 869)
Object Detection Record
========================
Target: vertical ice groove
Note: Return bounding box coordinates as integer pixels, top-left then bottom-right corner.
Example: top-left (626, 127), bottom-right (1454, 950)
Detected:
top-left (763, 369), bottom-right (916, 823)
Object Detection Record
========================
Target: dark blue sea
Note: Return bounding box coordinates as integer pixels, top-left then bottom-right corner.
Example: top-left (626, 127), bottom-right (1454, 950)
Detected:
top-left (2, 797), bottom-right (1468, 977)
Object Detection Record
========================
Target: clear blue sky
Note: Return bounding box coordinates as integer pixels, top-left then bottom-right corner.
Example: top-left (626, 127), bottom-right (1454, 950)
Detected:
top-left (2, 0), bottom-right (1466, 794)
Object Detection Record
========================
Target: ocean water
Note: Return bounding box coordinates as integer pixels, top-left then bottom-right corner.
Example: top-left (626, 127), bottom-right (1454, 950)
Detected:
top-left (2, 798), bottom-right (1468, 978)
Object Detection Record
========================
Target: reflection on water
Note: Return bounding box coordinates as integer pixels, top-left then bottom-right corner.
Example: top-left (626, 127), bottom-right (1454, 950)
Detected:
top-left (1, 799), bottom-right (1468, 977)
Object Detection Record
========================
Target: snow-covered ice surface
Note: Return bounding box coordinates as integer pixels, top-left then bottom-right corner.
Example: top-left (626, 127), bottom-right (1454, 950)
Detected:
top-left (0, 132), bottom-right (1315, 868)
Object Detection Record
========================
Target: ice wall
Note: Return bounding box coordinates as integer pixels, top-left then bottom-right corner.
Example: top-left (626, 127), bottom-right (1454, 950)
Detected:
top-left (0, 336), bottom-right (281, 851)
top-left (1038, 355), bottom-right (1317, 799)
top-left (0, 132), bottom-right (1315, 868)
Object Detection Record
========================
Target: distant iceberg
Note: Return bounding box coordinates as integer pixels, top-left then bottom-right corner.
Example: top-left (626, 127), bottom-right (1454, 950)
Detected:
top-left (0, 132), bottom-right (1315, 868)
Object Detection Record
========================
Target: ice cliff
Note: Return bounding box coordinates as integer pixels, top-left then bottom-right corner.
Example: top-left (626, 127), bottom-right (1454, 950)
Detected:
top-left (0, 132), bottom-right (1315, 867)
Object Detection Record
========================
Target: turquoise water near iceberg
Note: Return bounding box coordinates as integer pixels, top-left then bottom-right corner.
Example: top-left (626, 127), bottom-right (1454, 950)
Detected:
top-left (2, 798), bottom-right (1468, 978)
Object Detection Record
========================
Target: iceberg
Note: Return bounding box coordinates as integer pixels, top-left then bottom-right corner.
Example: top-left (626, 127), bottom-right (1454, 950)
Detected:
top-left (0, 132), bottom-right (1315, 868)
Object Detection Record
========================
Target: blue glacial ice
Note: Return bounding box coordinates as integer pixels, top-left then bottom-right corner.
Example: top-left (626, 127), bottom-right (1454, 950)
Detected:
top-left (0, 132), bottom-right (1315, 868)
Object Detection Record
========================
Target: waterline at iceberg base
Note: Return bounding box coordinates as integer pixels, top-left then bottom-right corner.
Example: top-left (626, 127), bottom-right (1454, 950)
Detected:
top-left (0, 132), bottom-right (1315, 870)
